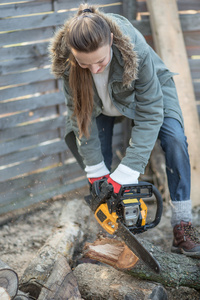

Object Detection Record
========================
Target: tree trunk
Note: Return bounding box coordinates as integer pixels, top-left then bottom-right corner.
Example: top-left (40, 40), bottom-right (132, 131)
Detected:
top-left (146, 0), bottom-right (200, 207)
top-left (84, 237), bottom-right (200, 290)
top-left (74, 263), bottom-right (169, 300)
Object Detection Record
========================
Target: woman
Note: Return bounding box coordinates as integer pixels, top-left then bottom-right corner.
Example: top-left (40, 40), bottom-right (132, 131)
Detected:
top-left (50, 3), bottom-right (200, 257)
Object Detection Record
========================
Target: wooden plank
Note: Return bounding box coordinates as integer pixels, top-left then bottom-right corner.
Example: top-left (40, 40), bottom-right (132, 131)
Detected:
top-left (131, 13), bottom-right (200, 37)
top-left (0, 3), bottom-right (122, 35)
top-left (98, 5), bottom-right (122, 15)
top-left (0, 115), bottom-right (66, 141)
top-left (0, 0), bottom-right (43, 4)
top-left (0, 177), bottom-right (87, 221)
top-left (0, 15), bottom-right (199, 55)
top-left (0, 15), bottom-right (198, 62)
top-left (0, 164), bottom-right (85, 206)
top-left (0, 154), bottom-right (61, 182)
top-left (0, 178), bottom-right (87, 216)
top-left (0, 80), bottom-right (57, 102)
top-left (0, 1), bottom-right (52, 18)
top-left (137, 0), bottom-right (200, 13)
top-left (123, 0), bottom-right (137, 20)
top-left (0, 55), bottom-right (50, 76)
top-left (0, 11), bottom-right (72, 32)
top-left (0, 165), bottom-right (85, 199)
top-left (180, 13), bottom-right (200, 32)
top-left (0, 68), bottom-right (53, 89)
top-left (184, 31), bottom-right (200, 49)
top-left (0, 106), bottom-right (58, 130)
top-left (0, 140), bottom-right (67, 167)
top-left (0, 27), bottom-right (53, 48)
top-left (56, 0), bottom-right (122, 11)
top-left (184, 31), bottom-right (200, 57)
top-left (132, 19), bottom-right (152, 35)
top-left (0, 160), bottom-right (78, 192)
top-left (0, 4), bottom-right (199, 34)
top-left (186, 47), bottom-right (200, 58)
top-left (0, 92), bottom-right (65, 114)
top-left (194, 82), bottom-right (200, 100)
top-left (189, 59), bottom-right (200, 80)
top-left (177, 0), bottom-right (200, 11)
top-left (0, 43), bottom-right (49, 64)
top-left (0, 129), bottom-right (62, 157)
top-left (147, 0), bottom-right (200, 208)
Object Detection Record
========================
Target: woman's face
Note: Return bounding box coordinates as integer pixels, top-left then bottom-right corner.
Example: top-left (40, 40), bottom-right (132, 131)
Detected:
top-left (71, 34), bottom-right (113, 74)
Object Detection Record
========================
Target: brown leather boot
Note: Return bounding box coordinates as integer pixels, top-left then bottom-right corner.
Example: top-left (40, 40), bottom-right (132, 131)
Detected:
top-left (171, 221), bottom-right (200, 258)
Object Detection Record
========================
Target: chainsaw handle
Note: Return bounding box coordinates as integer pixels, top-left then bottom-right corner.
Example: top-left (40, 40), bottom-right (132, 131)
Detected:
top-left (144, 182), bottom-right (163, 230)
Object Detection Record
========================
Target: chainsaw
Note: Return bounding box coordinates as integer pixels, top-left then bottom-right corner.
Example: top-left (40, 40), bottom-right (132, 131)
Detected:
top-left (84, 180), bottom-right (163, 273)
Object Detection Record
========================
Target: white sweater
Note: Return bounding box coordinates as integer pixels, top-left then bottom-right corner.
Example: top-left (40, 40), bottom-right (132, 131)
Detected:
top-left (87, 48), bottom-right (139, 184)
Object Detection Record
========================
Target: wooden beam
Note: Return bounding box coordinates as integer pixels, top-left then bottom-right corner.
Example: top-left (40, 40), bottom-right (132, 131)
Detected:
top-left (147, 0), bottom-right (200, 207)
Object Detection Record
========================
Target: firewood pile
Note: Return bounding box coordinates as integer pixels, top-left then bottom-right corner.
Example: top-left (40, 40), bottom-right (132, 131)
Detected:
top-left (0, 194), bottom-right (200, 300)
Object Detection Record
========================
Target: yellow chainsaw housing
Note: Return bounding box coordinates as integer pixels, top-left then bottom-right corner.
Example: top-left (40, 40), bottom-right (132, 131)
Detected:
top-left (95, 198), bottom-right (147, 235)
top-left (95, 203), bottom-right (119, 235)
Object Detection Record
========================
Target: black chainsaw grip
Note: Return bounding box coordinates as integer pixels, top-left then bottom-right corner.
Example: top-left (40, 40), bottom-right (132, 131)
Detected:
top-left (84, 179), bottom-right (113, 212)
top-left (145, 183), bottom-right (163, 230)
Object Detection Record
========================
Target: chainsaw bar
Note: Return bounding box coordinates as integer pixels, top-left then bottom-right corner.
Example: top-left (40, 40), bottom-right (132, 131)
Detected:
top-left (117, 222), bottom-right (161, 274)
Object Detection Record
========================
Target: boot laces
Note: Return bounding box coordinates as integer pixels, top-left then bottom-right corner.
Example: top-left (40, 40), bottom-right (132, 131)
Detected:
top-left (183, 222), bottom-right (200, 243)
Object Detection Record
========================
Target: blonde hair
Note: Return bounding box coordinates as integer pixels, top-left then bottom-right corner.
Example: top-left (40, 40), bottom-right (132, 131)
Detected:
top-left (50, 3), bottom-right (137, 138)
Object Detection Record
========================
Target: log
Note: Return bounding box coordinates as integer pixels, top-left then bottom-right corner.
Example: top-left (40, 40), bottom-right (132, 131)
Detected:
top-left (0, 260), bottom-right (19, 299)
top-left (84, 237), bottom-right (139, 270)
top-left (38, 253), bottom-right (82, 300)
top-left (73, 263), bottom-right (169, 300)
top-left (146, 0), bottom-right (200, 207)
top-left (20, 199), bottom-right (98, 299)
top-left (20, 247), bottom-right (82, 299)
top-left (83, 237), bottom-right (200, 290)
top-left (0, 260), bottom-right (31, 300)
top-left (74, 263), bottom-right (200, 300)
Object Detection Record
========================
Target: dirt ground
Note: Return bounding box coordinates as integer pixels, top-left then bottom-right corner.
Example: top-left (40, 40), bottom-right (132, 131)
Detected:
top-left (0, 185), bottom-right (200, 299)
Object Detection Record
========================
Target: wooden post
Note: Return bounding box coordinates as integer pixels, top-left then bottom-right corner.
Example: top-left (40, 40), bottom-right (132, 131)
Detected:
top-left (147, 0), bottom-right (200, 207)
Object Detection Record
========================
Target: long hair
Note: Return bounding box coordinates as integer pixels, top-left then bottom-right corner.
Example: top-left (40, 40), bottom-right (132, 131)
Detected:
top-left (66, 4), bottom-right (112, 138)
top-left (50, 3), bottom-right (138, 138)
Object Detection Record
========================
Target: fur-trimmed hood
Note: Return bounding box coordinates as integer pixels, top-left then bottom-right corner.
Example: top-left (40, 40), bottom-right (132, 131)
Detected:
top-left (49, 13), bottom-right (139, 87)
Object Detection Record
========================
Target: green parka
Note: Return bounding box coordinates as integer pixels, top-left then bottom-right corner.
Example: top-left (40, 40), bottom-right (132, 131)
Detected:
top-left (51, 13), bottom-right (183, 174)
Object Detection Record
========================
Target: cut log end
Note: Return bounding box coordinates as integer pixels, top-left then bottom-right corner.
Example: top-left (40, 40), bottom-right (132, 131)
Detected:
top-left (83, 237), bottom-right (139, 270)
top-left (0, 268), bottom-right (18, 299)
top-left (0, 287), bottom-right (10, 300)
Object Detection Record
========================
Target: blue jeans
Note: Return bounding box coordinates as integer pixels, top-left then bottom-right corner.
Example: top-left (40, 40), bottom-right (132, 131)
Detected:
top-left (96, 114), bottom-right (191, 201)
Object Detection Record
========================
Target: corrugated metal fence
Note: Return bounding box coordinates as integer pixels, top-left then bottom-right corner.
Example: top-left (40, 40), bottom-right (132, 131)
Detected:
top-left (0, 0), bottom-right (199, 215)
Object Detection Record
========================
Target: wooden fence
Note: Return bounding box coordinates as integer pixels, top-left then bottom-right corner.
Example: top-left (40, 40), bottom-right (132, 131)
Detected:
top-left (0, 0), bottom-right (199, 216)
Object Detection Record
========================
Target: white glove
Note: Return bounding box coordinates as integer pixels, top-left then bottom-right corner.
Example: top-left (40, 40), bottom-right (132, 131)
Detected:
top-left (110, 164), bottom-right (140, 185)
top-left (85, 161), bottom-right (110, 178)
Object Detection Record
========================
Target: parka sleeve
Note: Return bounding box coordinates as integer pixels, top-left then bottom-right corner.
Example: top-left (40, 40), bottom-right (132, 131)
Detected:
top-left (121, 49), bottom-right (164, 173)
top-left (63, 76), bottom-right (104, 167)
